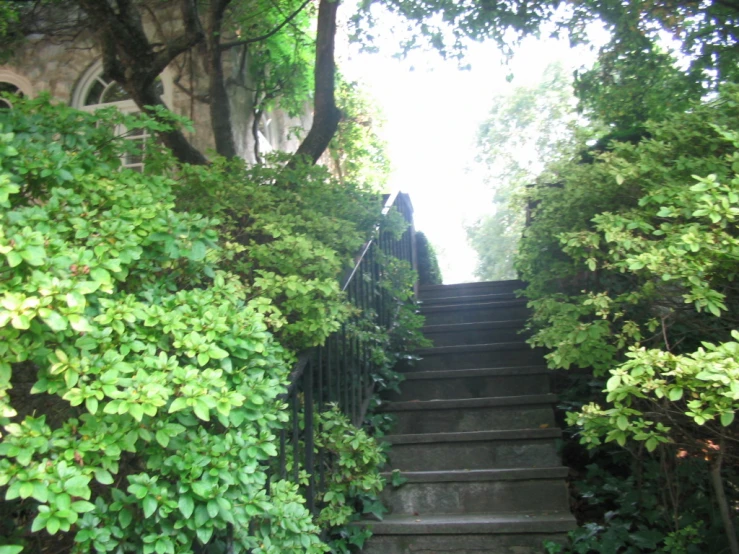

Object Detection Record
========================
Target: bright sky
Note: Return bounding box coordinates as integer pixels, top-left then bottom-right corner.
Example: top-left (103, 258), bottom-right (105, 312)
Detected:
top-left (340, 23), bottom-right (605, 283)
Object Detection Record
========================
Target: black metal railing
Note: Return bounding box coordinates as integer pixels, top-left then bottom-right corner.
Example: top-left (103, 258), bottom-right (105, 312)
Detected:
top-left (273, 191), bottom-right (415, 515)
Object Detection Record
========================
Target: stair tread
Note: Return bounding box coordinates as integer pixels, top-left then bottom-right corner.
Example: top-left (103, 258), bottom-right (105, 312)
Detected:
top-left (362, 511), bottom-right (576, 534)
top-left (419, 280), bottom-right (524, 294)
top-left (423, 319), bottom-right (528, 332)
top-left (420, 293), bottom-right (519, 305)
top-left (416, 342), bottom-right (538, 355)
top-left (382, 393), bottom-right (557, 411)
top-left (380, 467), bottom-right (570, 482)
top-left (400, 366), bottom-right (549, 380)
top-left (385, 428), bottom-right (561, 444)
top-left (419, 299), bottom-right (528, 312)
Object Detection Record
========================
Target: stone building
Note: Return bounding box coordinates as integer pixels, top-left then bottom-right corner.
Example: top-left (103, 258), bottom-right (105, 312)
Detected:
top-left (0, 8), bottom-right (313, 164)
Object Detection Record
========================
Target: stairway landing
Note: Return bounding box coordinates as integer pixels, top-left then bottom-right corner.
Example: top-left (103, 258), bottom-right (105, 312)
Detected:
top-left (361, 280), bottom-right (575, 553)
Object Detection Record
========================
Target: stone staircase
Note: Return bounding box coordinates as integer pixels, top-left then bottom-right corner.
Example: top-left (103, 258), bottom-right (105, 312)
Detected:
top-left (361, 280), bottom-right (575, 553)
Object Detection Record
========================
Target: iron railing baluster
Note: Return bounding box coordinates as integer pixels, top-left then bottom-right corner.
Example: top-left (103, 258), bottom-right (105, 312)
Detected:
top-left (268, 192), bottom-right (416, 536)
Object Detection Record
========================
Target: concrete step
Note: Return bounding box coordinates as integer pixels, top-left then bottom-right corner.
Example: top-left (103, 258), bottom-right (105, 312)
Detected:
top-left (409, 343), bottom-right (546, 373)
top-left (382, 394), bottom-right (557, 434)
top-left (385, 366), bottom-right (552, 402)
top-left (419, 280), bottom-right (525, 301)
top-left (361, 512), bottom-right (575, 554)
top-left (420, 292), bottom-right (518, 307)
top-left (423, 319), bottom-right (529, 347)
top-left (385, 429), bottom-right (562, 471)
top-left (420, 300), bottom-right (530, 325)
top-left (381, 467), bottom-right (570, 516)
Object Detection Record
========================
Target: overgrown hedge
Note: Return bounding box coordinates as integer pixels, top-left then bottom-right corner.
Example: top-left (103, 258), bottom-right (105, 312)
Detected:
top-left (415, 232), bottom-right (442, 286)
top-left (520, 88), bottom-right (739, 553)
top-left (0, 97), bottom-right (419, 553)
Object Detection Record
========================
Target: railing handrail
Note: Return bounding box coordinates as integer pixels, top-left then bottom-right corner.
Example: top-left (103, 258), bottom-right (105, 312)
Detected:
top-left (341, 190), bottom-right (409, 291)
top-left (271, 190), bottom-right (417, 525)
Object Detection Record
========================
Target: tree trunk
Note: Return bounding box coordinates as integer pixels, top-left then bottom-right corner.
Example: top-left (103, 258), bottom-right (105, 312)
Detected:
top-left (207, 0), bottom-right (237, 159)
top-left (289, 0), bottom-right (341, 168)
top-left (710, 438), bottom-right (739, 554)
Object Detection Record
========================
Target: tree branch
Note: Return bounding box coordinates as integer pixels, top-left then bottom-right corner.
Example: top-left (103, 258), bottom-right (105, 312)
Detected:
top-left (147, 0), bottom-right (204, 86)
top-left (220, 0), bottom-right (312, 51)
top-left (78, 0), bottom-right (209, 165)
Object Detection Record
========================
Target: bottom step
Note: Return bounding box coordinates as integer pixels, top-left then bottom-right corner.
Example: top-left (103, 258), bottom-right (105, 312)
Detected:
top-left (361, 512), bottom-right (575, 554)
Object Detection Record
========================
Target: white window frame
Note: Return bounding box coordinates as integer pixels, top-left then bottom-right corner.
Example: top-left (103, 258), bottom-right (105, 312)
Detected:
top-left (72, 61), bottom-right (173, 172)
top-left (0, 69), bottom-right (34, 108)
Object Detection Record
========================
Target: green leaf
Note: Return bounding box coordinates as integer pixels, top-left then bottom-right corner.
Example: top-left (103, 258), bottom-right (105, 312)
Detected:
top-left (68, 314), bottom-right (92, 333)
top-left (190, 241), bottom-right (207, 261)
top-left (667, 388), bottom-right (683, 401)
top-left (192, 399), bottom-right (210, 421)
top-left (5, 251), bottom-right (22, 267)
top-left (196, 526), bottom-right (213, 545)
top-left (178, 495), bottom-right (194, 519)
top-left (20, 245), bottom-right (45, 266)
top-left (40, 310), bottom-right (68, 332)
top-left (46, 517), bottom-right (61, 535)
top-left (119, 508), bottom-right (133, 529)
top-left (616, 415), bottom-right (629, 431)
top-left (0, 546), bottom-right (24, 554)
top-left (155, 430), bottom-right (170, 448)
top-left (90, 267), bottom-right (111, 285)
top-left (142, 495), bottom-right (157, 518)
top-left (168, 397), bottom-right (188, 413)
top-left (85, 397), bottom-right (99, 415)
top-left (606, 375), bottom-right (621, 391)
top-left (64, 475), bottom-right (91, 498)
top-left (721, 412), bottom-right (735, 426)
top-left (128, 403), bottom-right (145, 422)
top-left (71, 501), bottom-right (96, 513)
top-left (94, 468), bottom-right (114, 485)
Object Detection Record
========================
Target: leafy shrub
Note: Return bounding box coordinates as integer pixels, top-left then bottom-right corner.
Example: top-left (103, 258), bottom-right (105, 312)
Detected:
top-left (0, 96), bottom-right (419, 553)
top-left (174, 154), bottom-right (382, 351)
top-left (519, 87), bottom-right (739, 550)
top-left (415, 232), bottom-right (442, 286)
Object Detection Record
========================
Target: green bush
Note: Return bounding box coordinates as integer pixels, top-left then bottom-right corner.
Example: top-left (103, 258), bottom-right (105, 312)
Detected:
top-left (415, 232), bottom-right (442, 286)
top-left (519, 87), bottom-right (739, 550)
top-left (0, 96), bottom-right (417, 553)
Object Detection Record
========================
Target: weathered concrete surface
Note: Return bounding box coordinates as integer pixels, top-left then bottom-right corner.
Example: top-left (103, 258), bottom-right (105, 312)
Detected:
top-left (361, 280), bottom-right (574, 553)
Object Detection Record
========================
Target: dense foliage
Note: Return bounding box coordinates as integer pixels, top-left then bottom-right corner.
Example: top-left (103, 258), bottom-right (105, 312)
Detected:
top-left (415, 232), bottom-right (442, 286)
top-left (0, 97), bottom-right (417, 553)
top-left (520, 87), bottom-right (739, 552)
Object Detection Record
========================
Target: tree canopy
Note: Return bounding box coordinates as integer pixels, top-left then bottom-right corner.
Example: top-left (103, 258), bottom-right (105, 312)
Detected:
top-left (3, 0), bottom-right (735, 168)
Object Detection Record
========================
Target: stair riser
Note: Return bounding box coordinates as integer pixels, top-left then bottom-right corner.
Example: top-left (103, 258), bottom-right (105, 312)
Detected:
top-left (383, 478), bottom-right (569, 515)
top-left (389, 405), bottom-right (556, 434)
top-left (385, 373), bottom-right (551, 402)
top-left (421, 305), bottom-right (530, 325)
top-left (425, 326), bottom-right (527, 347)
top-left (387, 438), bottom-right (560, 471)
top-left (410, 348), bottom-right (546, 372)
top-left (362, 533), bottom-right (569, 554)
top-left (419, 281), bottom-right (524, 301)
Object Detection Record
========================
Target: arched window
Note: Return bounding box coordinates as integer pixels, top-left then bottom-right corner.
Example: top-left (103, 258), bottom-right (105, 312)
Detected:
top-left (0, 69), bottom-right (34, 108)
top-left (72, 61), bottom-right (171, 172)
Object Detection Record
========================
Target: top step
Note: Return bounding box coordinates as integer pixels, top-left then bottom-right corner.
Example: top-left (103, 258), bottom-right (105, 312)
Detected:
top-left (419, 281), bottom-right (525, 301)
